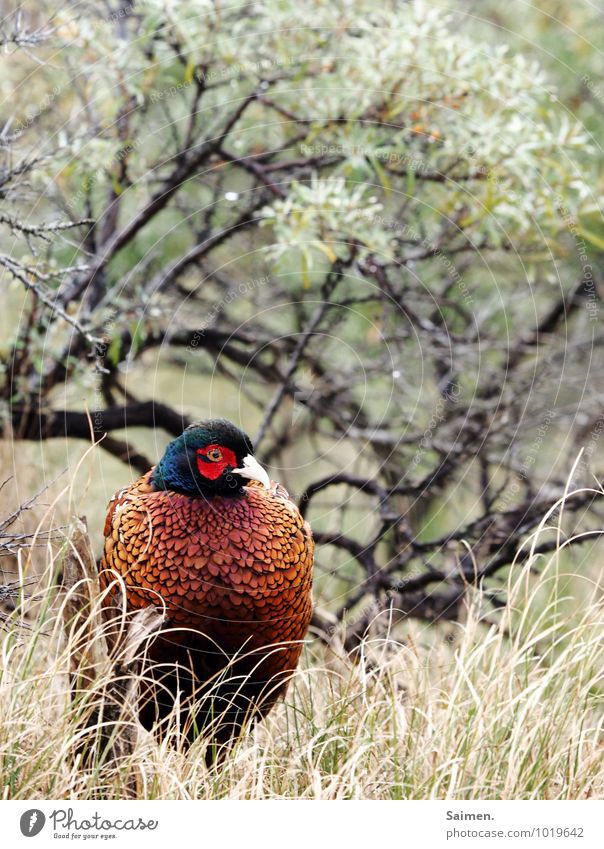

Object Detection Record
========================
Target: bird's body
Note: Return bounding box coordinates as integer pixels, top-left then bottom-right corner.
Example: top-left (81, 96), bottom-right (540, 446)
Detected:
top-left (99, 420), bottom-right (313, 749)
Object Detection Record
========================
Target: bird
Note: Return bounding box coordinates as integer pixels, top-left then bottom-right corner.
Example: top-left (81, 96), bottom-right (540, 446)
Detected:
top-left (98, 418), bottom-right (314, 756)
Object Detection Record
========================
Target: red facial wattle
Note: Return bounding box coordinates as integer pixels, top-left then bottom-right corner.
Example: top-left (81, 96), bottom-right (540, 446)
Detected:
top-left (196, 444), bottom-right (238, 481)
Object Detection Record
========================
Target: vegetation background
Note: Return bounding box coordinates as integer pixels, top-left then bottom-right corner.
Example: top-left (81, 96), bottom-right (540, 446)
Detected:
top-left (0, 0), bottom-right (603, 799)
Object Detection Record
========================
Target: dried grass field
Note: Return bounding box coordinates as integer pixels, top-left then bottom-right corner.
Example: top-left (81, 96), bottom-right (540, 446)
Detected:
top-left (1, 470), bottom-right (602, 800)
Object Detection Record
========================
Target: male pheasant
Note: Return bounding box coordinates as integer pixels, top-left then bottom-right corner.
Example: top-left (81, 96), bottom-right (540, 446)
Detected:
top-left (99, 419), bottom-right (313, 752)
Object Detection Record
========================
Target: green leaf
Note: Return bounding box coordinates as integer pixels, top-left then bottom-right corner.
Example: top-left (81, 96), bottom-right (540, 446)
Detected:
top-left (300, 248), bottom-right (311, 288)
top-left (184, 58), bottom-right (196, 85)
top-left (129, 322), bottom-right (144, 357)
top-left (369, 155), bottom-right (392, 195)
top-left (576, 227), bottom-right (604, 253)
top-left (107, 336), bottom-right (122, 367)
top-left (316, 242), bottom-right (338, 262)
top-left (406, 166), bottom-right (416, 198)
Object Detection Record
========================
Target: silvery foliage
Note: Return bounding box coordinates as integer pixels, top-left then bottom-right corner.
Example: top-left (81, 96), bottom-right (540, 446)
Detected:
top-left (42, 0), bottom-right (589, 280)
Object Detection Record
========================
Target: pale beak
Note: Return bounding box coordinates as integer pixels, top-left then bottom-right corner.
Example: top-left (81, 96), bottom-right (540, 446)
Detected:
top-left (232, 454), bottom-right (271, 490)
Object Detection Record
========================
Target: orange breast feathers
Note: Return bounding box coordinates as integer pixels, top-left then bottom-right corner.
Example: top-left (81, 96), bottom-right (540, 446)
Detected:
top-left (99, 471), bottom-right (314, 651)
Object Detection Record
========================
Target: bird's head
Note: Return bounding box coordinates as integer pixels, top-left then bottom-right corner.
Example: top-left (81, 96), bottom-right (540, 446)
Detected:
top-left (151, 418), bottom-right (270, 497)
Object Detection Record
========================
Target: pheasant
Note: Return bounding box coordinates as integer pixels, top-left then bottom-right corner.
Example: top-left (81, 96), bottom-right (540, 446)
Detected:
top-left (99, 418), bottom-right (314, 753)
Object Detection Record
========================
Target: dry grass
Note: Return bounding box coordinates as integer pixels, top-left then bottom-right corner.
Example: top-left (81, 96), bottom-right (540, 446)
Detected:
top-left (1, 485), bottom-right (603, 800)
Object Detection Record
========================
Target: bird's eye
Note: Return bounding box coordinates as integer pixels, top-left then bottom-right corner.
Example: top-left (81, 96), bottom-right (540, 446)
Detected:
top-left (206, 447), bottom-right (223, 462)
